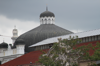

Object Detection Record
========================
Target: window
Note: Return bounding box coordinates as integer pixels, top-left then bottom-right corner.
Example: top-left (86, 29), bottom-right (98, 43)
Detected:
top-left (83, 38), bottom-right (85, 43)
top-left (80, 38), bottom-right (82, 43)
top-left (92, 36), bottom-right (94, 41)
top-left (42, 19), bottom-right (43, 21)
top-left (43, 45), bottom-right (44, 49)
top-left (49, 45), bottom-right (52, 48)
top-left (98, 35), bottom-right (100, 40)
top-left (95, 36), bottom-right (97, 40)
top-left (41, 19), bottom-right (43, 24)
top-left (40, 46), bottom-right (41, 50)
top-left (48, 19), bottom-right (51, 24)
top-left (86, 37), bottom-right (89, 42)
top-left (45, 19), bottom-right (47, 24)
top-left (89, 37), bottom-right (91, 41)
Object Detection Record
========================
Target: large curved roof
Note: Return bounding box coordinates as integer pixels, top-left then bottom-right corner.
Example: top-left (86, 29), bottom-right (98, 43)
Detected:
top-left (14, 24), bottom-right (73, 52)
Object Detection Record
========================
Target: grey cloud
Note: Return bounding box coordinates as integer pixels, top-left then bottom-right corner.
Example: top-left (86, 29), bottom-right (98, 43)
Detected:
top-left (0, 0), bottom-right (100, 31)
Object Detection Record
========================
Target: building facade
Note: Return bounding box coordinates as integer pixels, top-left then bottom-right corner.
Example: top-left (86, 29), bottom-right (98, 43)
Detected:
top-left (0, 8), bottom-right (100, 66)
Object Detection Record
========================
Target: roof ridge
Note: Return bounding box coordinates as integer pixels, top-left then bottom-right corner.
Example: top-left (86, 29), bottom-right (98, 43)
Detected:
top-left (73, 28), bottom-right (100, 34)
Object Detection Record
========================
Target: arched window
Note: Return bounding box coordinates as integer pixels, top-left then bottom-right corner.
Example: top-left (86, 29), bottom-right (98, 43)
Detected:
top-left (42, 19), bottom-right (43, 22)
top-left (45, 19), bottom-right (47, 24)
top-left (48, 19), bottom-right (51, 24)
top-left (52, 19), bottom-right (53, 21)
top-left (42, 19), bottom-right (43, 23)
top-left (52, 19), bottom-right (54, 24)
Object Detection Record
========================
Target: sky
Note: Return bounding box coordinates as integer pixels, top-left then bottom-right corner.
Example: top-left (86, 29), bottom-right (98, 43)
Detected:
top-left (0, 0), bottom-right (100, 44)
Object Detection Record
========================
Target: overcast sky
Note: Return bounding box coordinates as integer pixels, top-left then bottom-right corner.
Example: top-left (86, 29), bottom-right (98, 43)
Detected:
top-left (0, 0), bottom-right (100, 44)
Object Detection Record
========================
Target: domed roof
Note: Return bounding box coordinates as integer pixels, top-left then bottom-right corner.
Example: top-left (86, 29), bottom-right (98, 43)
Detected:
top-left (40, 11), bottom-right (55, 17)
top-left (13, 26), bottom-right (18, 31)
top-left (15, 39), bottom-right (25, 45)
top-left (0, 42), bottom-right (8, 48)
top-left (13, 29), bottom-right (17, 31)
top-left (14, 24), bottom-right (73, 52)
top-left (40, 8), bottom-right (55, 17)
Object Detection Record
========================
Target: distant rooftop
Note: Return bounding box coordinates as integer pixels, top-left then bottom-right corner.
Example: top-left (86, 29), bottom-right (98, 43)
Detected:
top-left (30, 28), bottom-right (100, 47)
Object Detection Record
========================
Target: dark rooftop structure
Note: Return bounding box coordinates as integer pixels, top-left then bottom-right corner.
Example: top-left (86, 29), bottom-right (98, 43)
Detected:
top-left (14, 24), bottom-right (73, 52)
top-left (13, 8), bottom-right (73, 52)
top-left (40, 11), bottom-right (55, 17)
top-left (40, 7), bottom-right (55, 17)
top-left (0, 42), bottom-right (8, 48)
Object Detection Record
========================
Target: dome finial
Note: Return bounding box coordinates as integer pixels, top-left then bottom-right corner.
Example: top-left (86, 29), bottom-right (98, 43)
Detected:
top-left (46, 5), bottom-right (48, 11)
top-left (3, 38), bottom-right (4, 43)
top-left (14, 25), bottom-right (16, 29)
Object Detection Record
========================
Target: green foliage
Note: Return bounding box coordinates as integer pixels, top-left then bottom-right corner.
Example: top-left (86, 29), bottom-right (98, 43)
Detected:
top-left (91, 63), bottom-right (98, 66)
top-left (38, 36), bottom-right (100, 66)
top-left (72, 63), bottom-right (78, 66)
top-left (86, 42), bottom-right (100, 61)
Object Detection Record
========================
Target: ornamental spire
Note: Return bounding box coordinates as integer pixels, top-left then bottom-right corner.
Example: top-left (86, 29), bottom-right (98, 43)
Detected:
top-left (14, 25), bottom-right (16, 29)
top-left (3, 38), bottom-right (4, 43)
top-left (46, 5), bottom-right (48, 11)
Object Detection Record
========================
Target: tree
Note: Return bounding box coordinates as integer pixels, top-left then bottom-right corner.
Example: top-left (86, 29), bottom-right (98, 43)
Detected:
top-left (38, 36), bottom-right (100, 66)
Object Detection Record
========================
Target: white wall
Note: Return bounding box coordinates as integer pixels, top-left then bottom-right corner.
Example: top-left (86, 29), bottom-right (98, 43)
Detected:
top-left (0, 44), bottom-right (25, 64)
top-left (0, 44), bottom-right (25, 57)
top-left (40, 17), bottom-right (55, 24)
top-left (16, 45), bottom-right (25, 54)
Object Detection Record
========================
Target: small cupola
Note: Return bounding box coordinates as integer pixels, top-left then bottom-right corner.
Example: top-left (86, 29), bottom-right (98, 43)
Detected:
top-left (15, 39), bottom-right (25, 45)
top-left (40, 7), bottom-right (55, 24)
top-left (0, 42), bottom-right (8, 48)
top-left (15, 39), bottom-right (25, 54)
top-left (11, 26), bottom-right (18, 44)
top-left (12, 26), bottom-right (18, 37)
